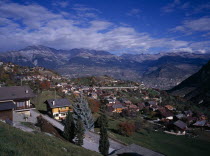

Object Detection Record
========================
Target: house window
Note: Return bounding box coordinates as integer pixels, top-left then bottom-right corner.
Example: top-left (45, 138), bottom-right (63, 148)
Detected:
top-left (54, 114), bottom-right (59, 117)
top-left (60, 113), bottom-right (66, 117)
top-left (16, 101), bottom-right (25, 108)
top-left (60, 107), bottom-right (67, 110)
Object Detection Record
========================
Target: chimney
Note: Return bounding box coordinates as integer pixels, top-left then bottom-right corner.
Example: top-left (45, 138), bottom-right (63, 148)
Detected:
top-left (52, 100), bottom-right (55, 105)
top-left (25, 90), bottom-right (29, 94)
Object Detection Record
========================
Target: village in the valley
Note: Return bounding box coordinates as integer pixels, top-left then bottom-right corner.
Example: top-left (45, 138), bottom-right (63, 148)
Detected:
top-left (0, 61), bottom-right (209, 155)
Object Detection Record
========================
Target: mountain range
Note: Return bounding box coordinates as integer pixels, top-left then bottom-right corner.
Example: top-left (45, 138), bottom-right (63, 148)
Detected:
top-left (0, 45), bottom-right (210, 89)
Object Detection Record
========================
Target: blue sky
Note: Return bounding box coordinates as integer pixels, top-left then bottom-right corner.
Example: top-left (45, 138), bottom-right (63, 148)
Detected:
top-left (0, 0), bottom-right (210, 54)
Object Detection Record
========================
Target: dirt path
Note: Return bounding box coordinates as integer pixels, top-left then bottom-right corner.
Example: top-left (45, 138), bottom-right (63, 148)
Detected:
top-left (30, 110), bottom-right (125, 153)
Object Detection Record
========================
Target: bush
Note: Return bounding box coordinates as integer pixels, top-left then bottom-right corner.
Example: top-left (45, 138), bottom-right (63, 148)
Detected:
top-left (118, 122), bottom-right (136, 136)
top-left (88, 98), bottom-right (100, 113)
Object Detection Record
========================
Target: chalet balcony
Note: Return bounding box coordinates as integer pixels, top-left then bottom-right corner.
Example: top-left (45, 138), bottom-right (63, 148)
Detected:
top-left (14, 104), bottom-right (35, 110)
top-left (59, 109), bottom-right (73, 113)
top-left (59, 110), bottom-right (68, 113)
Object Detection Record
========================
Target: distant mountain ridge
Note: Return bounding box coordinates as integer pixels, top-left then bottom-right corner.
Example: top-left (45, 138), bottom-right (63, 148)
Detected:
top-left (0, 45), bottom-right (210, 89)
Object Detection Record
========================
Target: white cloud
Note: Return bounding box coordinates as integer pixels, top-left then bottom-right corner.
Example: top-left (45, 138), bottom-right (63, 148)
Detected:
top-left (70, 4), bottom-right (101, 20)
top-left (53, 1), bottom-right (69, 8)
top-left (171, 47), bottom-right (193, 53)
top-left (127, 9), bottom-right (141, 17)
top-left (161, 0), bottom-right (181, 13)
top-left (172, 17), bottom-right (210, 33)
top-left (171, 41), bottom-right (210, 54)
top-left (72, 4), bottom-right (100, 13)
top-left (0, 1), bottom-right (207, 53)
top-left (189, 41), bottom-right (210, 50)
top-left (191, 3), bottom-right (210, 15)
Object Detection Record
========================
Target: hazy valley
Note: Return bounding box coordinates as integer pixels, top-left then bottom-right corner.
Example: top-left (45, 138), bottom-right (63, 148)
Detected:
top-left (1, 45), bottom-right (210, 90)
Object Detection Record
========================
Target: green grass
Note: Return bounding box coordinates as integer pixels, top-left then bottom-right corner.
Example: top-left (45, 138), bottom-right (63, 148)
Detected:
top-left (31, 90), bottom-right (62, 111)
top-left (108, 119), bottom-right (210, 156)
top-left (0, 122), bottom-right (100, 156)
top-left (21, 122), bottom-right (37, 130)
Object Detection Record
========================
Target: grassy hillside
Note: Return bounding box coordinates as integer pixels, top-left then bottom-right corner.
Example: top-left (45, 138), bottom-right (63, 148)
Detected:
top-left (0, 122), bottom-right (100, 156)
top-left (169, 60), bottom-right (210, 111)
top-left (31, 90), bottom-right (62, 111)
top-left (170, 60), bottom-right (210, 92)
top-left (108, 118), bottom-right (210, 156)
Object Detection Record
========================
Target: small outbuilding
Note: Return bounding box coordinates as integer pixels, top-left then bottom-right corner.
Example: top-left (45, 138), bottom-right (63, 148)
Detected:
top-left (173, 120), bottom-right (188, 134)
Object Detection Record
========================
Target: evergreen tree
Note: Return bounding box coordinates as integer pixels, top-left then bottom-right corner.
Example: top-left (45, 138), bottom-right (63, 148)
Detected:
top-left (63, 111), bottom-right (75, 143)
top-left (99, 113), bottom-right (109, 156)
top-left (75, 118), bottom-right (85, 146)
top-left (73, 95), bottom-right (94, 130)
top-left (96, 113), bottom-right (108, 128)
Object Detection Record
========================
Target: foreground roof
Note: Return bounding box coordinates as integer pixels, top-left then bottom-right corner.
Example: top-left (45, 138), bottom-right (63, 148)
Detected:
top-left (0, 86), bottom-right (35, 101)
top-left (111, 144), bottom-right (165, 156)
top-left (46, 98), bottom-right (72, 108)
top-left (0, 101), bottom-right (16, 111)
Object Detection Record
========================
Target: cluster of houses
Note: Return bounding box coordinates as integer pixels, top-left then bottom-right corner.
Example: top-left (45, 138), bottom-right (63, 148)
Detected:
top-left (0, 62), bottom-right (63, 84)
top-left (136, 101), bottom-right (209, 135)
top-left (56, 85), bottom-right (144, 115)
top-left (104, 96), bottom-right (139, 113)
top-left (103, 95), bottom-right (209, 135)
top-left (0, 81), bottom-right (209, 135)
top-left (20, 75), bottom-right (62, 82)
top-left (0, 62), bottom-right (15, 72)
top-left (169, 110), bottom-right (209, 134)
top-left (17, 68), bottom-right (63, 82)
top-left (56, 84), bottom-right (210, 135)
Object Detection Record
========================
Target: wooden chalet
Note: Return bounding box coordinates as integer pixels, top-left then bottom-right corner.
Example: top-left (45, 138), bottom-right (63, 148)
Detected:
top-left (173, 120), bottom-right (188, 135)
top-left (157, 107), bottom-right (174, 120)
top-left (45, 98), bottom-right (73, 120)
top-left (0, 86), bottom-right (35, 121)
top-left (112, 102), bottom-right (125, 113)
